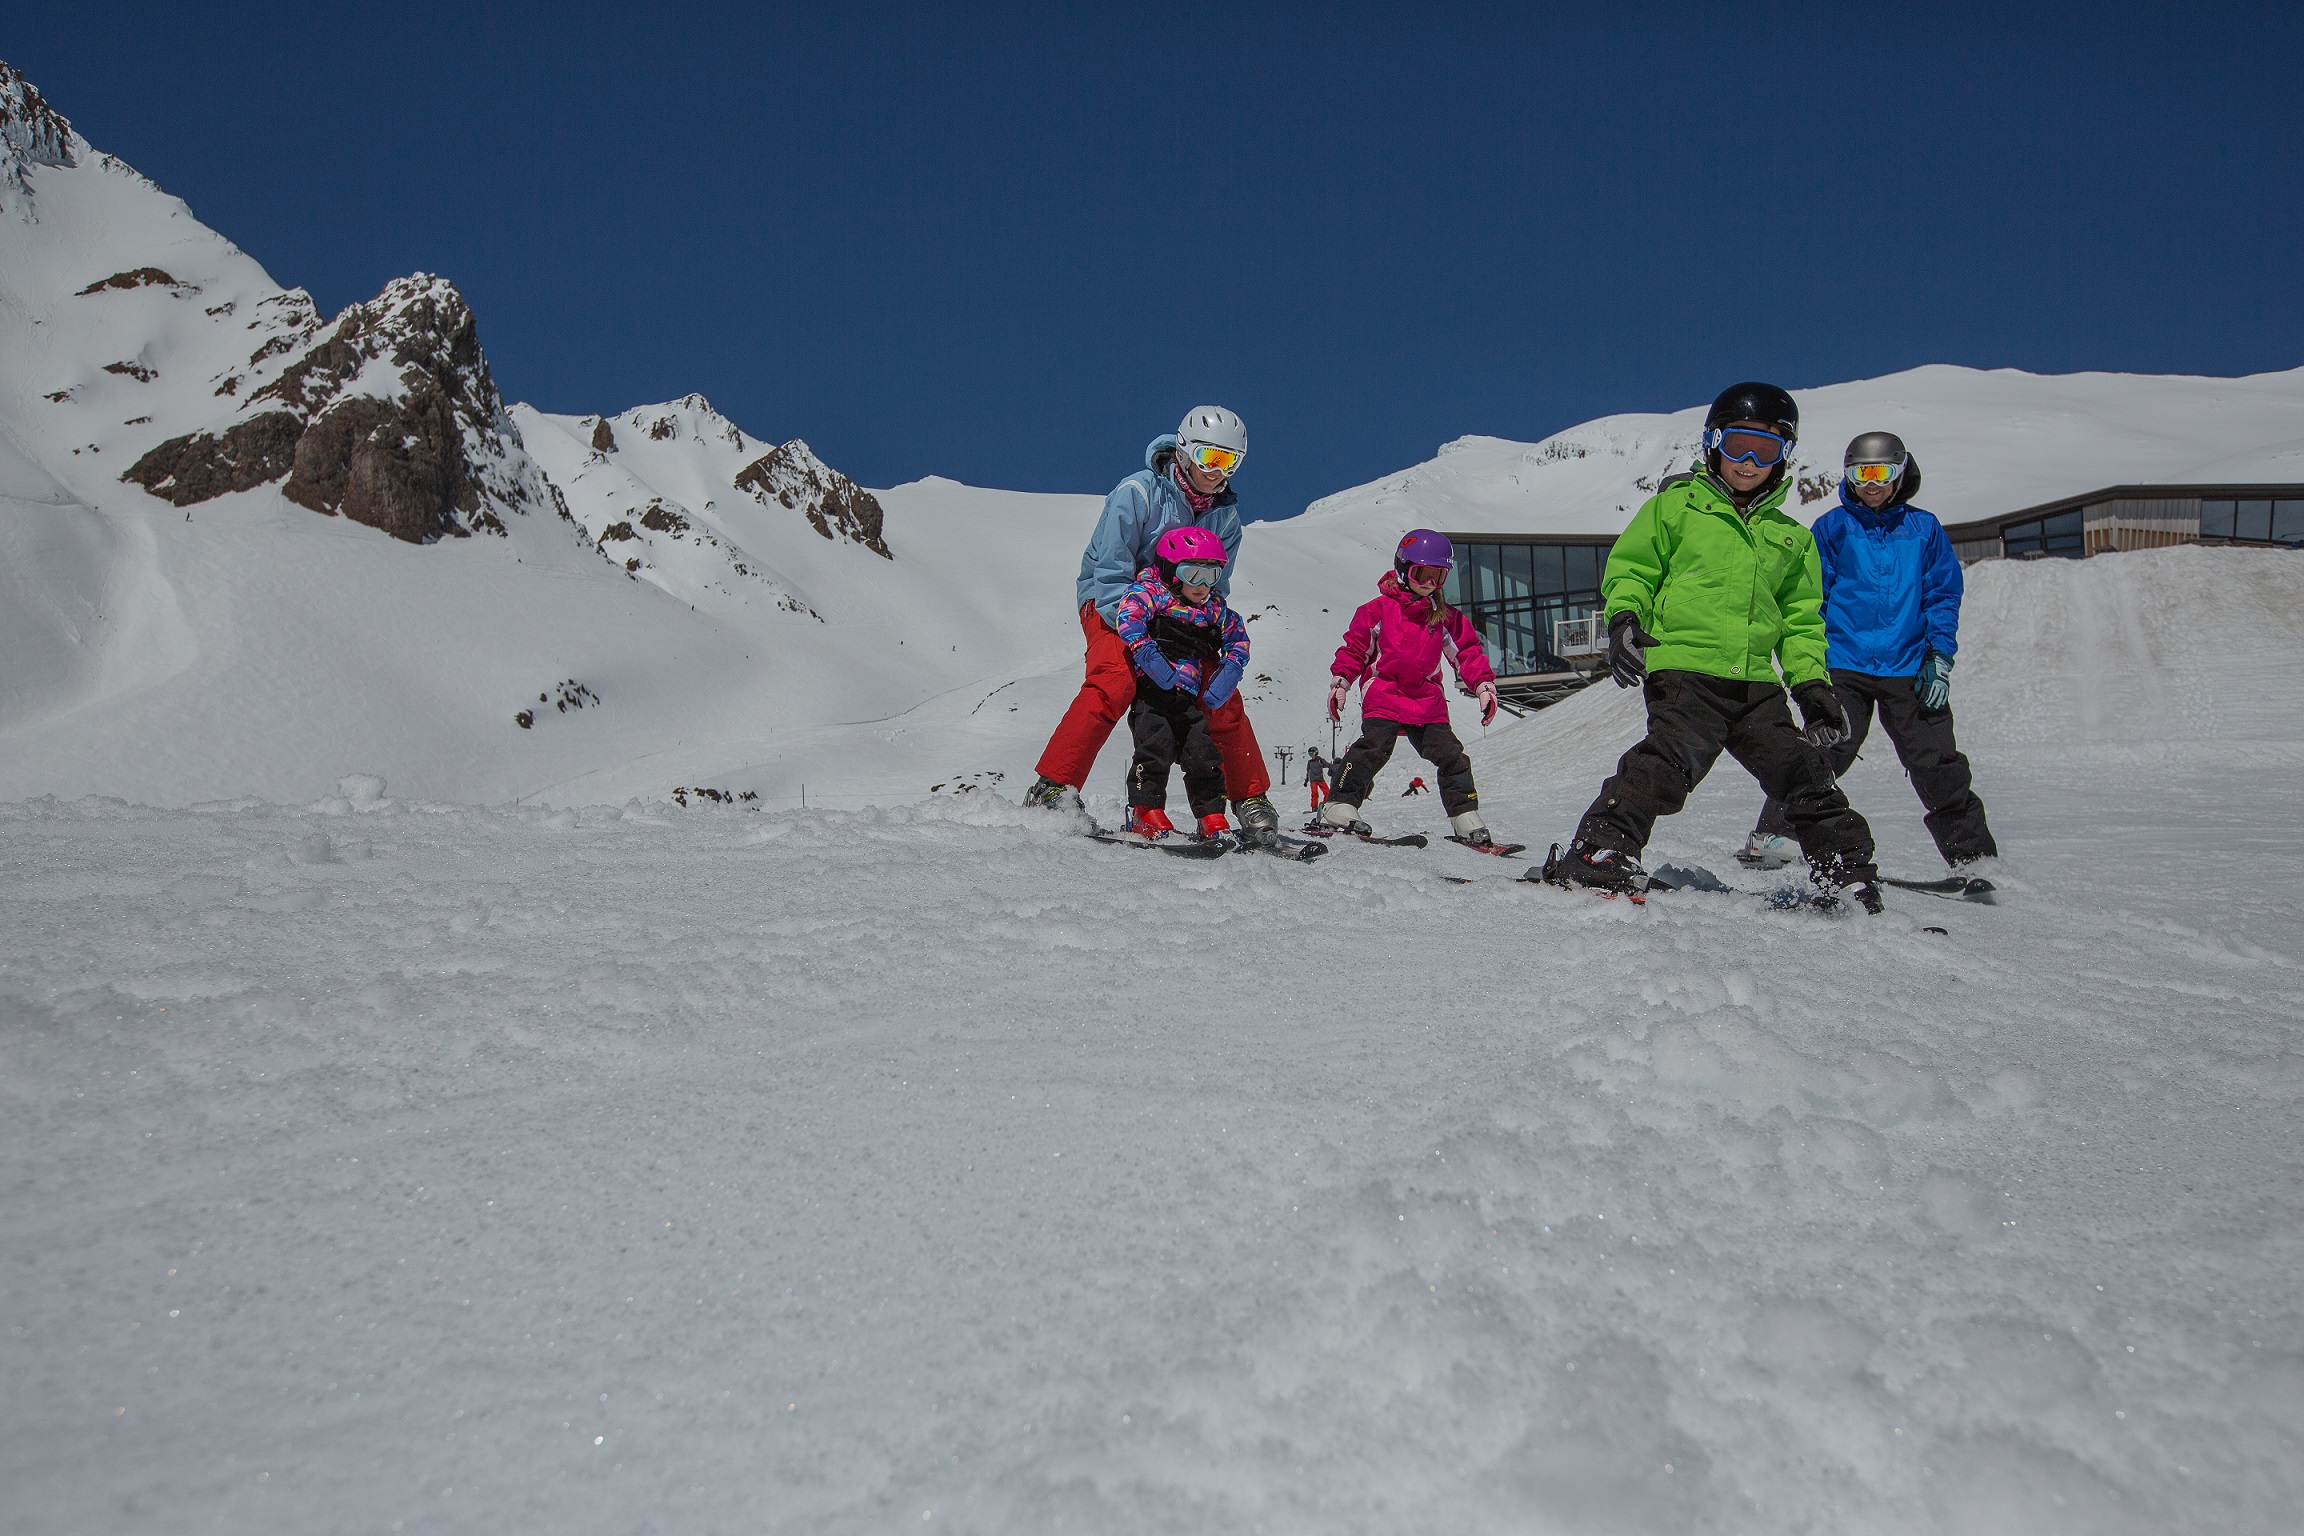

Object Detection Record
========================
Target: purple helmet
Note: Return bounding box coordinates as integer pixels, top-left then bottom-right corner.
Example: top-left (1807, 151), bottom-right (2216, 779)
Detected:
top-left (1395, 529), bottom-right (1454, 579)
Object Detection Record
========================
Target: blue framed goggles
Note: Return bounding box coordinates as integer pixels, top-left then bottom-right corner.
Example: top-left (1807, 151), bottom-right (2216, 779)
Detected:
top-left (1172, 560), bottom-right (1224, 588)
top-left (1706, 426), bottom-right (1791, 467)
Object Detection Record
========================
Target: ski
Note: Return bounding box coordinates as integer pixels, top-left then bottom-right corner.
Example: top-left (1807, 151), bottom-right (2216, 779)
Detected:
top-left (1880, 874), bottom-right (1996, 903)
top-left (1513, 866), bottom-right (1646, 903)
top-left (1084, 828), bottom-right (1228, 860)
top-left (1231, 831), bottom-right (1329, 862)
top-left (1299, 822), bottom-right (1426, 848)
top-left (1445, 836), bottom-right (1527, 857)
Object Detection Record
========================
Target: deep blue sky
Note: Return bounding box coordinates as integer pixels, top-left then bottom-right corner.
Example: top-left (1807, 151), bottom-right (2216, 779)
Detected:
top-left (12, 3), bottom-right (2301, 518)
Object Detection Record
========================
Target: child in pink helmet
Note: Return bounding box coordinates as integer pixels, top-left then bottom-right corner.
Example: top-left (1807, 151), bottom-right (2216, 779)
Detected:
top-left (1322, 530), bottom-right (1501, 843)
top-left (1112, 526), bottom-right (1252, 841)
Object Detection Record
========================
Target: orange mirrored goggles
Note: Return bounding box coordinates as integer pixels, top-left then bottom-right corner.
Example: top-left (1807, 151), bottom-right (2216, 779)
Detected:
top-left (1847, 461), bottom-right (1905, 485)
top-left (1182, 442), bottom-right (1243, 476)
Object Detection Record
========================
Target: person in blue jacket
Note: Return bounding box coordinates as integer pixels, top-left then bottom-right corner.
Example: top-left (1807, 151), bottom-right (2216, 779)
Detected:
top-left (1743, 431), bottom-right (1998, 870)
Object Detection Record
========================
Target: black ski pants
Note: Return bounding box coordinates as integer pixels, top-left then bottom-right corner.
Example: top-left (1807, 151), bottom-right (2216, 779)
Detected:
top-left (1331, 718), bottom-right (1478, 817)
top-left (1127, 682), bottom-right (1225, 818)
top-left (1576, 671), bottom-right (1874, 867)
top-left (1754, 669), bottom-right (1996, 864)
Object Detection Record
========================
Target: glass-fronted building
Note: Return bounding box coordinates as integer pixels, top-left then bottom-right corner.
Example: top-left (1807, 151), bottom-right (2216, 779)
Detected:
top-left (1439, 536), bottom-right (1616, 678)
top-left (1946, 485), bottom-right (2304, 562)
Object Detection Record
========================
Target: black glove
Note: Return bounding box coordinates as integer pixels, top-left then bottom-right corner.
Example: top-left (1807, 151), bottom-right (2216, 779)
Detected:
top-left (1792, 680), bottom-right (1848, 749)
top-left (1607, 611), bottom-right (1657, 689)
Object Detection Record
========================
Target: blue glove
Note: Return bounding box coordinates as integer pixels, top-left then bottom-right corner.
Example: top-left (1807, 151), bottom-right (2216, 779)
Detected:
top-left (1917, 649), bottom-right (1953, 711)
top-left (1202, 657), bottom-right (1244, 710)
top-left (1136, 647), bottom-right (1178, 692)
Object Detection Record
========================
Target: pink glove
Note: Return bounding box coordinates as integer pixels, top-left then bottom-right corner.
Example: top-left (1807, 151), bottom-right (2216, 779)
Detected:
top-left (1327, 676), bottom-right (1350, 722)
top-left (1477, 681), bottom-right (1498, 725)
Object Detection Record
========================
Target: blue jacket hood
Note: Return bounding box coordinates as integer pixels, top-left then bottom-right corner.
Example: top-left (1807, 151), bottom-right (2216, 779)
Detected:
top-left (1073, 438), bottom-right (1245, 624)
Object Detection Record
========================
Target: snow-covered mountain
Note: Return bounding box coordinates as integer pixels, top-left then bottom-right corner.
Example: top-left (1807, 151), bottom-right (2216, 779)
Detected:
top-left (4, 54), bottom-right (2302, 814)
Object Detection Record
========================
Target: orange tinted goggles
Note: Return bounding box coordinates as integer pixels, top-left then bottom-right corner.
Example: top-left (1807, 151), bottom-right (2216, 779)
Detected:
top-left (1848, 461), bottom-right (1905, 485)
top-left (1183, 442), bottom-right (1243, 476)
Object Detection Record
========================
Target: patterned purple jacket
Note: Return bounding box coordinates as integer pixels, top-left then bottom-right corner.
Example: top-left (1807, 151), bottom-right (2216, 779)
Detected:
top-left (1113, 568), bottom-right (1251, 698)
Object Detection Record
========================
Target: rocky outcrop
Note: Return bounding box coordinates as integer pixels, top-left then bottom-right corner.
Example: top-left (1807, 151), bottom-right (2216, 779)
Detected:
top-left (734, 439), bottom-right (892, 558)
top-left (122, 274), bottom-right (556, 541)
top-left (0, 60), bottom-right (75, 201)
top-left (121, 413), bottom-right (303, 505)
top-left (590, 416), bottom-right (615, 454)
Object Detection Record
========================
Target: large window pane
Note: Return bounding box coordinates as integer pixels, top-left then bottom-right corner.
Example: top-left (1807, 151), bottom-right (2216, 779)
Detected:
top-left (2273, 500), bottom-right (2304, 543)
top-left (1474, 544), bottom-right (1506, 604)
top-left (2238, 500), bottom-right (2273, 541)
top-left (2199, 499), bottom-right (2236, 539)
top-left (1503, 543), bottom-right (1534, 603)
top-left (1528, 544), bottom-right (1566, 597)
top-left (1566, 544), bottom-right (1600, 592)
top-left (1502, 606), bottom-right (1538, 675)
top-left (1443, 565), bottom-right (1467, 606)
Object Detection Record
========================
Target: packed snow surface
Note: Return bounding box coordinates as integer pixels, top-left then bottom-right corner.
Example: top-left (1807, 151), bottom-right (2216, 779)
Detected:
top-left (6, 547), bottom-right (2300, 1535)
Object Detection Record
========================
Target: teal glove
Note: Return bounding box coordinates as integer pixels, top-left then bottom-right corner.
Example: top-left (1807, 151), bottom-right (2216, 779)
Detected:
top-left (1917, 649), bottom-right (1953, 711)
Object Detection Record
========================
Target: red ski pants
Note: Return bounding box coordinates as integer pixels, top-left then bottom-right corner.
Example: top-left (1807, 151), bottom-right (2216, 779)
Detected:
top-left (1036, 603), bottom-right (1270, 800)
top-left (1309, 781), bottom-right (1328, 811)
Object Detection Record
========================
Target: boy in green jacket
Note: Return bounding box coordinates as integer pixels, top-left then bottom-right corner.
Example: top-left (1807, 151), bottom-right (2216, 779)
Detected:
top-left (1540, 382), bottom-right (1883, 912)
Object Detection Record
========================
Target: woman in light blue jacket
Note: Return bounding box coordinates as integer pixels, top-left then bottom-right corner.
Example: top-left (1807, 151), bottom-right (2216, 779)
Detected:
top-left (1023, 408), bottom-right (1279, 845)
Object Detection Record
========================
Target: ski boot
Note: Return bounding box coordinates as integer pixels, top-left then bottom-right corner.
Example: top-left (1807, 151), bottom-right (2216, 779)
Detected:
top-left (1023, 776), bottom-right (1084, 814)
top-left (1737, 830), bottom-right (1798, 869)
top-left (1810, 851), bottom-right (1886, 914)
top-left (1125, 806), bottom-right (1178, 840)
top-left (1313, 799), bottom-right (1372, 836)
top-left (1196, 812), bottom-right (1232, 842)
top-left (1449, 811), bottom-right (1493, 848)
top-left (1233, 793), bottom-right (1282, 849)
top-left (1538, 840), bottom-right (1650, 894)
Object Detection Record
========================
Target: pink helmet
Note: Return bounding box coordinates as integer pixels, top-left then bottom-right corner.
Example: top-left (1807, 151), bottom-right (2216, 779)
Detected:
top-left (1154, 524), bottom-right (1227, 585)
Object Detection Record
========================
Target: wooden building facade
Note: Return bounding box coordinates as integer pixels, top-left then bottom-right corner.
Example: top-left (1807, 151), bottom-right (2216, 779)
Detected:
top-left (1944, 485), bottom-right (2304, 563)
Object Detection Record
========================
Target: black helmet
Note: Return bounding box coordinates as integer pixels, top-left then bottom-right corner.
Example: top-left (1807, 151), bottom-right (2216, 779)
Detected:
top-left (1843, 430), bottom-right (1907, 469)
top-left (1705, 381), bottom-right (1799, 441)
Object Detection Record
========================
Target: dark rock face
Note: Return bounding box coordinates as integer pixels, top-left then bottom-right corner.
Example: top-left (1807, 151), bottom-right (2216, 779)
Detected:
top-left (123, 413), bottom-right (303, 506)
top-left (119, 274), bottom-right (542, 542)
top-left (734, 440), bottom-right (892, 559)
top-left (78, 268), bottom-right (194, 295)
top-left (284, 394), bottom-right (466, 542)
top-left (0, 60), bottom-right (76, 196)
top-left (590, 416), bottom-right (615, 454)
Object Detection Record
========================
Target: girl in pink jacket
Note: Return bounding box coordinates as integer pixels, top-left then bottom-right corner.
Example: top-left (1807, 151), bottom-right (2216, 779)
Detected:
top-left (1320, 530), bottom-right (1501, 844)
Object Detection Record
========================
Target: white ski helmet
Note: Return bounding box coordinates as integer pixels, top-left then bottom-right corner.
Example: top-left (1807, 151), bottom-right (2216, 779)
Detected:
top-left (1176, 405), bottom-right (1248, 457)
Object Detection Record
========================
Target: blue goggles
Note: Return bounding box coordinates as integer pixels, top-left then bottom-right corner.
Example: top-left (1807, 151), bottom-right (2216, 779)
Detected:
top-left (1706, 426), bottom-right (1791, 467)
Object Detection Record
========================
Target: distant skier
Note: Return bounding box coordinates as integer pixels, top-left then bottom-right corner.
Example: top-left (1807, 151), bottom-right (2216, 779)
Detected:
top-left (1305, 748), bottom-right (1331, 813)
top-left (1319, 530), bottom-right (1500, 843)
top-left (1024, 408), bottom-right (1282, 846)
top-left (1740, 431), bottom-right (1997, 870)
top-left (1539, 382), bottom-right (1883, 911)
top-left (1110, 527), bottom-right (1251, 841)
top-left (1401, 777), bottom-right (1429, 797)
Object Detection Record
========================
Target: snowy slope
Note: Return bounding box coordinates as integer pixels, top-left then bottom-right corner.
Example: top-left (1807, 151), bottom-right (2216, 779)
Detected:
top-left (4, 545), bottom-right (2299, 1536)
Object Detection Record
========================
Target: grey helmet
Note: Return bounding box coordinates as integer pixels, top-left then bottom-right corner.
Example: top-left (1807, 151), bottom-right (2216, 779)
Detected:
top-left (1176, 405), bottom-right (1247, 457)
top-left (1844, 430), bottom-right (1908, 471)
top-left (1843, 431), bottom-right (1921, 507)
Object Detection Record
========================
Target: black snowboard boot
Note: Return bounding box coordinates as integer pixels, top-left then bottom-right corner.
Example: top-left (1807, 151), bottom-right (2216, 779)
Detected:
top-left (1540, 840), bottom-right (1650, 894)
top-left (1811, 850), bottom-right (1886, 914)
